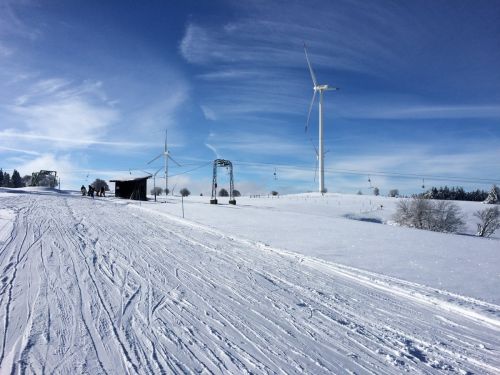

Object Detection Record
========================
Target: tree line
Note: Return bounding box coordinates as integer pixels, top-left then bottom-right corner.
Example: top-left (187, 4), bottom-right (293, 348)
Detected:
top-left (419, 186), bottom-right (489, 201)
top-left (0, 169), bottom-right (28, 188)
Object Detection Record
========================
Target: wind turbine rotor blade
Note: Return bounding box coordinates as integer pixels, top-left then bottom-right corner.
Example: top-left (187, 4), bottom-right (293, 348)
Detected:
top-left (168, 155), bottom-right (182, 167)
top-left (305, 90), bottom-right (317, 132)
top-left (164, 129), bottom-right (168, 152)
top-left (304, 44), bottom-right (318, 87)
top-left (147, 153), bottom-right (163, 165)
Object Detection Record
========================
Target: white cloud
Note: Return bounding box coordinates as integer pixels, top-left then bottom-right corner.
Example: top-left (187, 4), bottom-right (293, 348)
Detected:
top-left (0, 130), bottom-right (149, 148)
top-left (324, 144), bottom-right (500, 194)
top-left (16, 153), bottom-right (76, 188)
top-left (0, 41), bottom-right (13, 57)
top-left (207, 131), bottom-right (312, 158)
top-left (201, 105), bottom-right (216, 121)
top-left (179, 0), bottom-right (402, 74)
top-left (0, 0), bottom-right (41, 41)
top-left (0, 145), bottom-right (40, 156)
top-left (338, 102), bottom-right (500, 120)
top-left (6, 78), bottom-right (120, 150)
top-left (205, 143), bottom-right (220, 158)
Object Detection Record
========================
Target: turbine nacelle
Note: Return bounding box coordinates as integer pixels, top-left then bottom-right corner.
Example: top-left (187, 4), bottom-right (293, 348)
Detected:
top-left (314, 85), bottom-right (338, 92)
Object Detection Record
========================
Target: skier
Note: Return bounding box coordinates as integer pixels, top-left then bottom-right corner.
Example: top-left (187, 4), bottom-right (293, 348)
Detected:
top-left (88, 185), bottom-right (94, 198)
top-left (81, 185), bottom-right (87, 196)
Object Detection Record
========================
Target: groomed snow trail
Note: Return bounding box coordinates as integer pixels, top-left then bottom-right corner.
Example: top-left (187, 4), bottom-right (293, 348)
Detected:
top-left (0, 193), bottom-right (499, 374)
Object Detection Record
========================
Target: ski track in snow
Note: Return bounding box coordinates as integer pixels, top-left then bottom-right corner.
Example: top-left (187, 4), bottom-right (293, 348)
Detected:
top-left (0, 193), bottom-right (499, 374)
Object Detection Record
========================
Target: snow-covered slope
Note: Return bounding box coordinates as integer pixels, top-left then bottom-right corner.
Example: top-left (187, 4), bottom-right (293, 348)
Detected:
top-left (129, 193), bottom-right (500, 304)
top-left (0, 190), bottom-right (499, 373)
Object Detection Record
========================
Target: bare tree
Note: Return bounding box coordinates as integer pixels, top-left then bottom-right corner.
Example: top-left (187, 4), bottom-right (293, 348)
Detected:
top-left (180, 188), bottom-right (190, 197)
top-left (430, 200), bottom-right (465, 233)
top-left (91, 179), bottom-right (109, 191)
top-left (233, 189), bottom-right (241, 197)
top-left (393, 197), bottom-right (464, 233)
top-left (474, 206), bottom-right (500, 237)
top-left (218, 188), bottom-right (229, 197)
top-left (373, 187), bottom-right (380, 196)
top-left (151, 187), bottom-right (163, 196)
top-left (22, 175), bottom-right (32, 187)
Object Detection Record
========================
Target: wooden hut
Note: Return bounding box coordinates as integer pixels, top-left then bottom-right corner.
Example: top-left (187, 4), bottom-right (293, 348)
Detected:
top-left (110, 176), bottom-right (151, 201)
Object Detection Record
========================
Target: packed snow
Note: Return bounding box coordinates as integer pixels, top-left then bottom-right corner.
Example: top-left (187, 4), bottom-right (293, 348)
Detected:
top-left (0, 187), bottom-right (499, 374)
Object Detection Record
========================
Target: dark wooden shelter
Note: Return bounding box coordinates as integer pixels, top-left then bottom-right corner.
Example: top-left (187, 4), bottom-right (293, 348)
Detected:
top-left (110, 176), bottom-right (151, 201)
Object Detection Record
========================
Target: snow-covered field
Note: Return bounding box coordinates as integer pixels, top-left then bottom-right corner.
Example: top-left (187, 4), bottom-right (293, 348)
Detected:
top-left (0, 188), bottom-right (499, 374)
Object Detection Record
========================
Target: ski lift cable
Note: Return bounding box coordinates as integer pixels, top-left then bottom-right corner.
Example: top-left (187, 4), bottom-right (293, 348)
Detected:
top-left (168, 161), bottom-right (213, 178)
top-left (17, 159), bottom-right (498, 187)
top-left (229, 159), bottom-right (499, 185)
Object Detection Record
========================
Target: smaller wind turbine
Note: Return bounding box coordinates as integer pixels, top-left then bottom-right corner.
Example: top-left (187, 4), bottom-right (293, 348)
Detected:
top-left (304, 43), bottom-right (339, 193)
top-left (148, 129), bottom-right (180, 196)
top-left (152, 166), bottom-right (163, 202)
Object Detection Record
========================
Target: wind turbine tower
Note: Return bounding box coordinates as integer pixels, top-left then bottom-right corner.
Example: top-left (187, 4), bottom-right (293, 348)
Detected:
top-left (304, 44), bottom-right (338, 193)
top-left (148, 129), bottom-right (180, 196)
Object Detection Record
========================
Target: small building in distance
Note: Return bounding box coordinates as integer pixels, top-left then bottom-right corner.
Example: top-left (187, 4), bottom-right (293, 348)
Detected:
top-left (110, 176), bottom-right (151, 201)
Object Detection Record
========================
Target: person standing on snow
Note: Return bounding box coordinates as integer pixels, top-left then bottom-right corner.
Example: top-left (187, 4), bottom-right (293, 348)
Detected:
top-left (81, 185), bottom-right (86, 196)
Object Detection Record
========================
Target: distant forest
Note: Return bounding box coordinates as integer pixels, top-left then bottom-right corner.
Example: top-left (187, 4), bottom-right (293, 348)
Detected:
top-left (418, 186), bottom-right (488, 202)
top-left (0, 169), bottom-right (26, 188)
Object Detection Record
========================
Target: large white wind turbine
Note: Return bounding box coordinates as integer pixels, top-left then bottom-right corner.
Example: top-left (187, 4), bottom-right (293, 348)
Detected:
top-left (304, 44), bottom-right (338, 193)
top-left (148, 129), bottom-right (181, 196)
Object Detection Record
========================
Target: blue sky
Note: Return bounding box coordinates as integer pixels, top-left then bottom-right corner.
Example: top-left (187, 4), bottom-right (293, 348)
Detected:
top-left (0, 0), bottom-right (499, 195)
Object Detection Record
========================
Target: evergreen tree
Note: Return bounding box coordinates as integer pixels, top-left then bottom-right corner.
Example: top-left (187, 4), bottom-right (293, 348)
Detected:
top-left (0, 169), bottom-right (3, 187)
top-left (431, 187), bottom-right (438, 199)
top-left (12, 170), bottom-right (23, 188)
top-left (3, 172), bottom-right (11, 187)
top-left (484, 185), bottom-right (500, 204)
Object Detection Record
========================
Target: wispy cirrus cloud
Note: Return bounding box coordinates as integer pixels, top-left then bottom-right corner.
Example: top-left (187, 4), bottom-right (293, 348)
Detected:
top-left (4, 78), bottom-right (120, 150)
top-left (177, 1), bottom-right (414, 124)
top-left (180, 0), bottom-right (500, 126)
top-left (0, 41), bottom-right (13, 57)
top-left (326, 143), bottom-right (500, 192)
top-left (0, 130), bottom-right (149, 148)
top-left (0, 0), bottom-right (40, 41)
top-left (201, 105), bottom-right (217, 121)
top-left (179, 0), bottom-right (417, 75)
top-left (204, 143), bottom-right (220, 159)
top-left (336, 100), bottom-right (500, 120)
top-left (0, 145), bottom-right (40, 156)
top-left (206, 131), bottom-right (312, 158)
